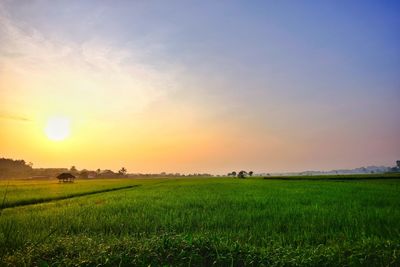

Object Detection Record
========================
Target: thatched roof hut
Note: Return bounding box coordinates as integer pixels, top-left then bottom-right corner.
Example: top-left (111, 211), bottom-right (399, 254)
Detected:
top-left (57, 172), bottom-right (76, 183)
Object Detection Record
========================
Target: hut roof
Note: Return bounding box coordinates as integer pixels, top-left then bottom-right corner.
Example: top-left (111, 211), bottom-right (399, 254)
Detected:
top-left (57, 173), bottom-right (76, 179)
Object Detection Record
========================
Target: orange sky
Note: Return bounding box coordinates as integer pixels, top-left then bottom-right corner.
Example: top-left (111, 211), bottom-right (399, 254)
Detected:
top-left (1, 1), bottom-right (399, 174)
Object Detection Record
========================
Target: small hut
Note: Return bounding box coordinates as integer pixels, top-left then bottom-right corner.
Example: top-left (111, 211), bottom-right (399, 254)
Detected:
top-left (57, 172), bottom-right (76, 183)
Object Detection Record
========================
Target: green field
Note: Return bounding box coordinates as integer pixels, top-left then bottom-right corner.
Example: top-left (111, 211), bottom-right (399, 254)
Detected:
top-left (1, 176), bottom-right (399, 266)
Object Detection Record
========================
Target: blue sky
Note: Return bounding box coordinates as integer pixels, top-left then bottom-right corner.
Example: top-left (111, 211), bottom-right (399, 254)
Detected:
top-left (1, 1), bottom-right (399, 172)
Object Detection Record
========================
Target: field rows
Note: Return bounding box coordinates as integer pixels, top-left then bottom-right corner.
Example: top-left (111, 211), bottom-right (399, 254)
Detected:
top-left (0, 177), bottom-right (399, 266)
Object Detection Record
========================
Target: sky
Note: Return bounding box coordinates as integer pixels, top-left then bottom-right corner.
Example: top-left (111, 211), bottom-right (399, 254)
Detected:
top-left (0, 0), bottom-right (399, 174)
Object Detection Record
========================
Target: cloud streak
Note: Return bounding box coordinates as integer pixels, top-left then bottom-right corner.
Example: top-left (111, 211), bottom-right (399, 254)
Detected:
top-left (0, 112), bottom-right (30, 122)
top-left (0, 4), bottom-right (182, 121)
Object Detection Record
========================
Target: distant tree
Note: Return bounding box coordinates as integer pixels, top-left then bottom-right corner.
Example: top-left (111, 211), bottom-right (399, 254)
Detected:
top-left (101, 169), bottom-right (116, 177)
top-left (397, 160), bottom-right (400, 169)
top-left (228, 171), bottom-right (237, 177)
top-left (70, 166), bottom-right (77, 173)
top-left (238, 170), bottom-right (247, 179)
top-left (80, 170), bottom-right (89, 179)
top-left (96, 168), bottom-right (101, 174)
top-left (248, 171), bottom-right (253, 176)
top-left (0, 158), bottom-right (33, 178)
top-left (118, 167), bottom-right (127, 176)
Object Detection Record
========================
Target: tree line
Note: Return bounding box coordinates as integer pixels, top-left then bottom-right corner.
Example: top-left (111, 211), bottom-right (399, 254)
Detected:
top-left (227, 170), bottom-right (254, 178)
top-left (0, 158), bottom-right (214, 179)
top-left (0, 158), bottom-right (33, 178)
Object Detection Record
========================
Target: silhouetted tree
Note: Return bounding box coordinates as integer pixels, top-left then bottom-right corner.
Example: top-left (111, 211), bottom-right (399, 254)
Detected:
top-left (70, 166), bottom-right (77, 173)
top-left (248, 171), bottom-right (253, 176)
top-left (238, 170), bottom-right (247, 179)
top-left (118, 167), bottom-right (127, 176)
top-left (0, 158), bottom-right (33, 178)
top-left (96, 168), bottom-right (101, 174)
top-left (101, 169), bottom-right (116, 177)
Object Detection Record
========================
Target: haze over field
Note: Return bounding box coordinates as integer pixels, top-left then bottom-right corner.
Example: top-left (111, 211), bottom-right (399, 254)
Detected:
top-left (0, 1), bottom-right (399, 173)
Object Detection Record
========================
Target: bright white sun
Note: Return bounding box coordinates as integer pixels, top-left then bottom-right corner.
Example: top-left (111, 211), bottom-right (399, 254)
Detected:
top-left (45, 117), bottom-right (71, 141)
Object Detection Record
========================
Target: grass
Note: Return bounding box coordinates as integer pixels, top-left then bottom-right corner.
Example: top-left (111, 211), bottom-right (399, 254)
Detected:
top-left (0, 179), bottom-right (140, 208)
top-left (0, 176), bottom-right (399, 266)
top-left (260, 172), bottom-right (400, 180)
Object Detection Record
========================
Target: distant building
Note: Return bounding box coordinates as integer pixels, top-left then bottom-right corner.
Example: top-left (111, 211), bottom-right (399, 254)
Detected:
top-left (87, 171), bottom-right (98, 178)
top-left (99, 170), bottom-right (117, 177)
top-left (57, 173), bottom-right (76, 183)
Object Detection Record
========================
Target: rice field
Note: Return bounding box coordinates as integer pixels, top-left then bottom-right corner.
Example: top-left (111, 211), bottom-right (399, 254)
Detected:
top-left (0, 175), bottom-right (399, 266)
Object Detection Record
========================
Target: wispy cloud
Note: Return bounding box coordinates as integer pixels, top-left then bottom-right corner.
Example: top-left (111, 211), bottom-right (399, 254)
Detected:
top-left (0, 4), bottom-right (182, 120)
top-left (0, 112), bottom-right (30, 122)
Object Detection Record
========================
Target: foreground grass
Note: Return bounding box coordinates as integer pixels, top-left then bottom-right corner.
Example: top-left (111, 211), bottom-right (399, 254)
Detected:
top-left (4, 234), bottom-right (399, 266)
top-left (0, 178), bottom-right (140, 208)
top-left (1, 177), bottom-right (399, 266)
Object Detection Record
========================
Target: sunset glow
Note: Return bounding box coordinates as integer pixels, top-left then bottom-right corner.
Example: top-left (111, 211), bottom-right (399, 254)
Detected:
top-left (0, 1), bottom-right (399, 173)
top-left (1, 2), bottom-right (399, 265)
top-left (45, 117), bottom-right (71, 141)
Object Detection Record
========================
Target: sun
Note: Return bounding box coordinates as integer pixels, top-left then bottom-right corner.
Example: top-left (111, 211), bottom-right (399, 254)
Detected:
top-left (45, 117), bottom-right (71, 141)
